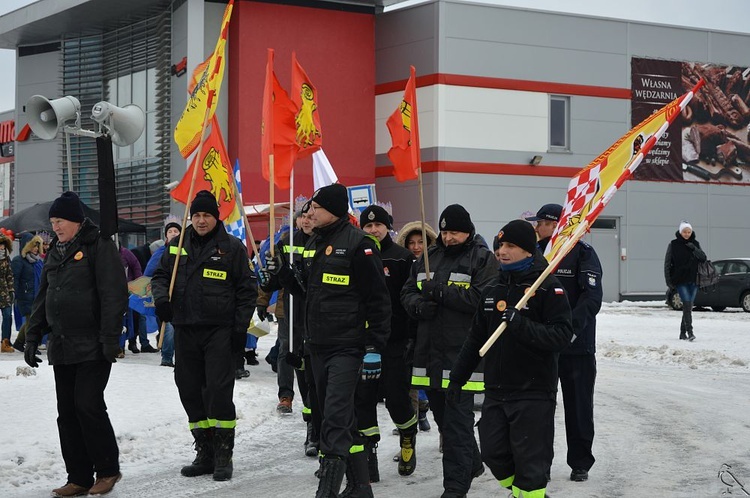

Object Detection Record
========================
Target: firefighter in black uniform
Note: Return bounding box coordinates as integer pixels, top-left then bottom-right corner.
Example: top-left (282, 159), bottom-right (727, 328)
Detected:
top-left (450, 219), bottom-right (573, 498)
top-left (271, 184), bottom-right (391, 498)
top-left (355, 205), bottom-right (419, 482)
top-left (527, 203), bottom-right (603, 483)
top-left (151, 190), bottom-right (256, 482)
top-left (401, 204), bottom-right (497, 498)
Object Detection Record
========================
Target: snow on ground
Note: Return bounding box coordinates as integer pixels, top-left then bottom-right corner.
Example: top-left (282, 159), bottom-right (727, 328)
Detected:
top-left (1, 301), bottom-right (750, 497)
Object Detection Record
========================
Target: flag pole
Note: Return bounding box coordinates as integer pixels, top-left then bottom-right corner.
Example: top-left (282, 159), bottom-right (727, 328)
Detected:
top-left (269, 155), bottom-right (275, 257)
top-left (417, 166), bottom-right (430, 280)
top-left (288, 170), bottom-right (294, 356)
top-left (229, 165), bottom-right (260, 267)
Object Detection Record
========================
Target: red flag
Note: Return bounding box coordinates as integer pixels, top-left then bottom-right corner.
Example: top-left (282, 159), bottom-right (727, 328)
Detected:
top-left (386, 65), bottom-right (420, 182)
top-left (171, 116), bottom-right (235, 220)
top-left (261, 49), bottom-right (298, 190)
top-left (291, 52), bottom-right (323, 159)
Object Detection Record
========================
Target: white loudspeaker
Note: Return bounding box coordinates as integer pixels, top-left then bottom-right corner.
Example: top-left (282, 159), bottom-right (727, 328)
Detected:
top-left (91, 102), bottom-right (145, 146)
top-left (26, 95), bottom-right (81, 140)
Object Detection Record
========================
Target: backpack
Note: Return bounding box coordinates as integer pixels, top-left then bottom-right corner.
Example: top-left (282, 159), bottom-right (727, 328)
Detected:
top-left (696, 260), bottom-right (718, 292)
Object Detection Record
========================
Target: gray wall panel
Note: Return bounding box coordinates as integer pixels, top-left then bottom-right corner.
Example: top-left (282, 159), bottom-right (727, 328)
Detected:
top-left (707, 32), bottom-right (750, 66)
top-left (376, 3), bottom-right (437, 83)
top-left (627, 24), bottom-right (709, 63)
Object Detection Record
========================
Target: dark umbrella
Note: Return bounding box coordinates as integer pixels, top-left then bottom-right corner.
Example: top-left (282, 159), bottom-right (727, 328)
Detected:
top-left (0, 200), bottom-right (146, 234)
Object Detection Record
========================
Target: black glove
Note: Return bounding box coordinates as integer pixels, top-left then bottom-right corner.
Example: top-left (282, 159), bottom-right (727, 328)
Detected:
top-left (257, 269), bottom-right (271, 289)
top-left (265, 251), bottom-right (284, 275)
top-left (256, 305), bottom-right (269, 321)
top-left (421, 280), bottom-right (443, 302)
top-left (685, 242), bottom-right (696, 250)
top-left (102, 342), bottom-right (119, 363)
top-left (285, 351), bottom-right (304, 370)
top-left (232, 329), bottom-right (247, 354)
top-left (415, 300), bottom-right (439, 320)
top-left (362, 347), bottom-right (382, 381)
top-left (446, 381), bottom-right (462, 407)
top-left (501, 307), bottom-right (523, 331)
top-left (24, 342), bottom-right (41, 368)
top-left (403, 338), bottom-right (415, 366)
top-left (155, 301), bottom-right (173, 323)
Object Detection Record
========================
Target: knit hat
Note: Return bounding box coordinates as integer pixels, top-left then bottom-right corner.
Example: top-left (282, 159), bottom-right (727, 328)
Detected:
top-left (164, 222), bottom-right (182, 238)
top-left (149, 239), bottom-right (165, 253)
top-left (359, 205), bottom-right (392, 229)
top-left (438, 204), bottom-right (474, 233)
top-left (678, 221), bottom-right (692, 232)
top-left (526, 203), bottom-right (563, 222)
top-left (311, 183), bottom-right (349, 218)
top-left (496, 219), bottom-right (537, 255)
top-left (49, 191), bottom-right (85, 223)
top-left (190, 190), bottom-right (220, 219)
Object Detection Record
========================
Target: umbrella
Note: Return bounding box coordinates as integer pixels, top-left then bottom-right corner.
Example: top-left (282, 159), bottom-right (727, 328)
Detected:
top-left (0, 201), bottom-right (147, 234)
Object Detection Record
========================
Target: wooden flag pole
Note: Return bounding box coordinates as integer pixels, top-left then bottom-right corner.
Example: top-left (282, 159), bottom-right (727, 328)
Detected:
top-left (269, 155), bottom-right (275, 258)
top-left (478, 220), bottom-right (589, 356)
top-left (229, 169), bottom-right (261, 267)
top-left (417, 165), bottom-right (430, 280)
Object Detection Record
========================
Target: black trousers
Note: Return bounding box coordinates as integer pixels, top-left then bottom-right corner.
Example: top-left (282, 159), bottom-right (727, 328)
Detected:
top-left (174, 324), bottom-right (236, 426)
top-left (355, 353), bottom-right (416, 439)
top-left (559, 354), bottom-right (597, 471)
top-left (54, 360), bottom-right (119, 488)
top-left (427, 389), bottom-right (482, 493)
top-left (303, 353), bottom-right (321, 442)
top-left (479, 394), bottom-right (555, 494)
top-left (309, 345), bottom-right (362, 457)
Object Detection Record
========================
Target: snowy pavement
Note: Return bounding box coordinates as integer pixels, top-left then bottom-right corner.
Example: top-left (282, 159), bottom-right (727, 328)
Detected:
top-left (2, 301), bottom-right (750, 497)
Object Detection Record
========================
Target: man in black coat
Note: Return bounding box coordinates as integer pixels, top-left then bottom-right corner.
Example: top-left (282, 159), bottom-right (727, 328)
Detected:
top-left (151, 190), bottom-right (256, 482)
top-left (24, 191), bottom-right (128, 497)
top-left (528, 203), bottom-right (603, 483)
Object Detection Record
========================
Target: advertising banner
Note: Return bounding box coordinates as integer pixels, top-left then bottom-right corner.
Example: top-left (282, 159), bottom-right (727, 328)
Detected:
top-left (631, 57), bottom-right (750, 184)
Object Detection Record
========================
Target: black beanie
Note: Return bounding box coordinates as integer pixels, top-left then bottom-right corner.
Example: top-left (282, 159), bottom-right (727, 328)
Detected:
top-left (49, 191), bottom-right (85, 223)
top-left (312, 183), bottom-right (349, 218)
top-left (359, 205), bottom-right (392, 229)
top-left (438, 204), bottom-right (473, 233)
top-left (190, 190), bottom-right (220, 219)
top-left (496, 219), bottom-right (537, 255)
top-left (164, 222), bottom-right (182, 238)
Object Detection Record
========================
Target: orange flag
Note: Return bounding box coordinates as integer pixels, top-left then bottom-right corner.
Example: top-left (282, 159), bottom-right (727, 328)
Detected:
top-left (386, 65), bottom-right (420, 182)
top-left (261, 49), bottom-right (298, 190)
top-left (171, 116), bottom-right (235, 220)
top-left (291, 52), bottom-right (322, 159)
top-left (174, 0), bottom-right (233, 158)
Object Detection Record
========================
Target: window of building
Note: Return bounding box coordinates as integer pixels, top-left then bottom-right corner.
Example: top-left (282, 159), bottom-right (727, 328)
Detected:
top-left (549, 96), bottom-right (570, 151)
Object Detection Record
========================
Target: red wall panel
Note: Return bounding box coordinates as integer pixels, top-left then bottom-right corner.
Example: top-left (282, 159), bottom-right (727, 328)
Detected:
top-left (228, 1), bottom-right (375, 239)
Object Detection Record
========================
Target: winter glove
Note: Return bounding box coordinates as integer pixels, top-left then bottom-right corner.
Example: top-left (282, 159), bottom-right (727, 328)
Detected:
top-left (24, 342), bottom-right (41, 368)
top-left (257, 269), bottom-right (271, 289)
top-left (501, 307), bottom-right (524, 331)
top-left (446, 381), bottom-right (462, 407)
top-left (421, 280), bottom-right (443, 302)
top-left (232, 329), bottom-right (247, 355)
top-left (102, 342), bottom-right (120, 363)
top-left (685, 242), bottom-right (696, 250)
top-left (286, 351), bottom-right (304, 370)
top-left (256, 305), bottom-right (269, 322)
top-left (403, 338), bottom-right (415, 366)
top-left (362, 347), bottom-right (382, 381)
top-left (265, 251), bottom-right (284, 275)
top-left (414, 300), bottom-right (439, 320)
top-left (155, 301), bottom-right (173, 323)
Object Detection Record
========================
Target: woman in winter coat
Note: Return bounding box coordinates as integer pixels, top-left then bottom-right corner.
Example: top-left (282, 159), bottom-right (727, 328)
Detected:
top-left (0, 234), bottom-right (14, 352)
top-left (396, 221), bottom-right (437, 260)
top-left (664, 221), bottom-right (706, 341)
top-left (11, 234), bottom-right (45, 351)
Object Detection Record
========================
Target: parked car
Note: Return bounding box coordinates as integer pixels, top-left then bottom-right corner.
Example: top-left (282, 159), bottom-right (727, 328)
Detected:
top-left (667, 258), bottom-right (750, 312)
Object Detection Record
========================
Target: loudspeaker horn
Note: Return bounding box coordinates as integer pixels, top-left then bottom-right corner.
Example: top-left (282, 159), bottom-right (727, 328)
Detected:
top-left (26, 95), bottom-right (81, 140)
top-left (91, 102), bottom-right (146, 146)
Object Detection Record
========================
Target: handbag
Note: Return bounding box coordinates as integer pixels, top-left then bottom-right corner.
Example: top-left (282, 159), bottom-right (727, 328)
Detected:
top-left (696, 260), bottom-right (718, 292)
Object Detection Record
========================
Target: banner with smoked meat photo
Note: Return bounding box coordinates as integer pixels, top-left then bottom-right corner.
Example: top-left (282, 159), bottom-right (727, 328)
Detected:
top-left (631, 57), bottom-right (750, 184)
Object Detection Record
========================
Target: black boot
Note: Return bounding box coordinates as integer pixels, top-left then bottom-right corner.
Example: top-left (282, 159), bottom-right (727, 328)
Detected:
top-left (181, 428), bottom-right (214, 477)
top-left (398, 425), bottom-right (418, 476)
top-left (339, 451), bottom-right (373, 498)
top-left (418, 399), bottom-right (431, 431)
top-left (315, 456), bottom-right (346, 498)
top-left (679, 319), bottom-right (687, 340)
top-left (213, 428), bottom-right (234, 481)
top-left (305, 421), bottom-right (319, 457)
top-left (365, 437), bottom-right (379, 483)
top-left (683, 301), bottom-right (695, 341)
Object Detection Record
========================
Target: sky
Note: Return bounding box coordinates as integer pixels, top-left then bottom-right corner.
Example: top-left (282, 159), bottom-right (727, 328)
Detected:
top-left (0, 0), bottom-right (749, 112)
top-left (2, 300), bottom-right (750, 497)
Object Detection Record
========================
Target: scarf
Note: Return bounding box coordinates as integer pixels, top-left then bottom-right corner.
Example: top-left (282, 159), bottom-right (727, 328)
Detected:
top-left (499, 255), bottom-right (534, 272)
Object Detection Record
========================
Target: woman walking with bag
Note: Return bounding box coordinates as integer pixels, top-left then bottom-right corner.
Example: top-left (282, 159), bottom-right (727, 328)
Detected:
top-left (664, 221), bottom-right (706, 341)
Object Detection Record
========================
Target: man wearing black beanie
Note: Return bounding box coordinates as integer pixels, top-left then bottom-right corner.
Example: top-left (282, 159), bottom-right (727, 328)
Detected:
top-left (401, 203), bottom-right (498, 497)
top-left (269, 185), bottom-right (391, 496)
top-left (151, 189), bottom-right (257, 481)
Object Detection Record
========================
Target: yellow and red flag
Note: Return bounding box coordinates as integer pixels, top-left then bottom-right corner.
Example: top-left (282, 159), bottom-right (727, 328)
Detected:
top-left (386, 65), bottom-right (420, 182)
top-left (544, 79), bottom-right (706, 263)
top-left (171, 116), bottom-right (235, 221)
top-left (261, 49), bottom-right (298, 190)
top-left (174, 0), bottom-right (234, 158)
top-left (291, 52), bottom-right (322, 159)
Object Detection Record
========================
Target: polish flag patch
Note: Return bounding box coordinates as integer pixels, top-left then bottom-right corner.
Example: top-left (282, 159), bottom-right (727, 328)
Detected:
top-left (554, 288), bottom-right (565, 295)
top-left (364, 248), bottom-right (373, 256)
